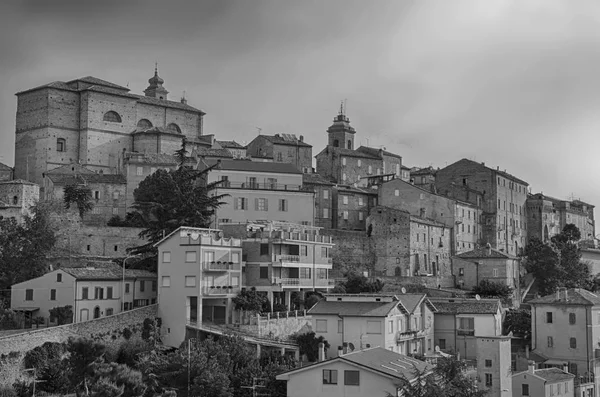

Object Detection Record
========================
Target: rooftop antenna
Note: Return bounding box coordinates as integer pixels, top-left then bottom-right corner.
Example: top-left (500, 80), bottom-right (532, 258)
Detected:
top-left (339, 100), bottom-right (344, 116)
top-left (155, 61), bottom-right (158, 75)
top-left (344, 98), bottom-right (347, 115)
top-left (255, 127), bottom-right (262, 135)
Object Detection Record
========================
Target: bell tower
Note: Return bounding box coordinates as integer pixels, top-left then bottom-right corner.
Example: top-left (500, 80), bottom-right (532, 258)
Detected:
top-left (144, 63), bottom-right (169, 100)
top-left (327, 102), bottom-right (356, 150)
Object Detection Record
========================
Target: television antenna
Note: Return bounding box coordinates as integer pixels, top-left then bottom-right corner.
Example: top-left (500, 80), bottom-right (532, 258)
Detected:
top-left (255, 127), bottom-right (262, 135)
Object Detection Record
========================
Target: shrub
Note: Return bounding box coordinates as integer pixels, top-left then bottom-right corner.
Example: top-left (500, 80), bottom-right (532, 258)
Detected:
top-left (123, 327), bottom-right (132, 340)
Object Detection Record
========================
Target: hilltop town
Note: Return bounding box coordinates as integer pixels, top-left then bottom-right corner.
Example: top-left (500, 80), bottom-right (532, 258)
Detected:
top-left (0, 71), bottom-right (598, 397)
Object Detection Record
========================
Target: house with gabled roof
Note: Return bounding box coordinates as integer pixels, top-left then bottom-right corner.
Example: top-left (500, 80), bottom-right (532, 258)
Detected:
top-left (308, 293), bottom-right (437, 357)
top-left (512, 361), bottom-right (575, 397)
top-left (10, 263), bottom-right (156, 324)
top-left (276, 346), bottom-right (432, 397)
top-left (429, 297), bottom-right (503, 360)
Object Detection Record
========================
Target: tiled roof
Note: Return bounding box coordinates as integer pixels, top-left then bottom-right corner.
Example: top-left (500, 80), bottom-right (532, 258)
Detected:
top-left (204, 159), bottom-right (302, 174)
top-left (217, 140), bottom-right (244, 149)
top-left (124, 152), bottom-right (178, 165)
top-left (410, 167), bottom-right (437, 176)
top-left (0, 162), bottom-right (13, 171)
top-left (62, 263), bottom-right (155, 280)
top-left (429, 299), bottom-right (500, 314)
top-left (409, 215), bottom-right (446, 228)
top-left (69, 76), bottom-right (130, 91)
top-left (261, 134), bottom-right (312, 148)
top-left (398, 294), bottom-right (426, 313)
top-left (308, 300), bottom-right (400, 317)
top-left (317, 146), bottom-right (380, 159)
top-left (446, 159), bottom-right (529, 186)
top-left (17, 81), bottom-right (77, 95)
top-left (194, 147), bottom-right (233, 158)
top-left (46, 173), bottom-right (126, 185)
top-left (341, 347), bottom-right (431, 381)
top-left (529, 288), bottom-right (600, 306)
top-left (514, 368), bottom-right (576, 382)
top-left (454, 247), bottom-right (517, 259)
top-left (0, 179), bottom-right (36, 186)
top-left (302, 173), bottom-right (335, 186)
top-left (357, 146), bottom-right (402, 160)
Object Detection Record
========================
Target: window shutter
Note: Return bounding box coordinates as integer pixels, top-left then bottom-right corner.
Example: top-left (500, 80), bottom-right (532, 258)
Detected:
top-left (234, 198), bottom-right (238, 210)
top-left (255, 198), bottom-right (259, 211)
top-left (278, 199), bottom-right (282, 211)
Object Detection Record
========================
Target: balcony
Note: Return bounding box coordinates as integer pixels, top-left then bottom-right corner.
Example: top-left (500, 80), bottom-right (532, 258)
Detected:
top-left (271, 277), bottom-right (335, 288)
top-left (271, 231), bottom-right (333, 244)
top-left (202, 261), bottom-right (242, 271)
top-left (201, 286), bottom-right (240, 296)
top-left (218, 181), bottom-right (307, 192)
top-left (275, 254), bottom-right (300, 264)
top-left (457, 329), bottom-right (475, 336)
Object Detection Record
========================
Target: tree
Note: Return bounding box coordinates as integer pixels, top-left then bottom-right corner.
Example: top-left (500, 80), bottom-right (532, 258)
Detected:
top-left (0, 205), bottom-right (57, 304)
top-left (292, 332), bottom-right (330, 362)
top-left (66, 337), bottom-right (107, 393)
top-left (128, 138), bottom-right (227, 256)
top-left (472, 280), bottom-right (513, 304)
top-left (49, 305), bottom-right (73, 325)
top-left (334, 270), bottom-right (384, 294)
top-left (232, 287), bottom-right (271, 313)
top-left (503, 308), bottom-right (531, 340)
top-left (63, 183), bottom-right (94, 217)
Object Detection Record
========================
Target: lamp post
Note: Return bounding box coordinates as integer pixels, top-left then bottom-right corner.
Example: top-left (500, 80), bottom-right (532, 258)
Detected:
top-left (122, 254), bottom-right (140, 312)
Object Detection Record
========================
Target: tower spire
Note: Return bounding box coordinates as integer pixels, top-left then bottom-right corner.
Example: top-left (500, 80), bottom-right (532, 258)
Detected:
top-left (339, 100), bottom-right (344, 116)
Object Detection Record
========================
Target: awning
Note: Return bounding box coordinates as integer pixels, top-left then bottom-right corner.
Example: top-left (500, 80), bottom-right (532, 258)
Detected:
top-left (13, 307), bottom-right (39, 312)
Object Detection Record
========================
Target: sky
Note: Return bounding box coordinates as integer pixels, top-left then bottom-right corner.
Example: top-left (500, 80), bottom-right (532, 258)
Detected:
top-left (1, 0), bottom-right (600, 214)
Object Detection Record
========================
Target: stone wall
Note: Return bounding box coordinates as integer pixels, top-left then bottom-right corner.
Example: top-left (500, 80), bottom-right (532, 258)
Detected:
top-left (0, 304), bottom-right (157, 356)
top-left (321, 229), bottom-right (374, 275)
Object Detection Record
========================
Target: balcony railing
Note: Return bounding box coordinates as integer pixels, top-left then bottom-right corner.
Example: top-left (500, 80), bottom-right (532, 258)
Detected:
top-left (202, 261), bottom-right (241, 271)
top-left (201, 286), bottom-right (241, 295)
top-left (457, 329), bottom-right (475, 336)
top-left (271, 277), bottom-right (335, 287)
top-left (275, 254), bottom-right (300, 263)
top-left (218, 181), bottom-right (307, 191)
top-left (271, 231), bottom-right (333, 244)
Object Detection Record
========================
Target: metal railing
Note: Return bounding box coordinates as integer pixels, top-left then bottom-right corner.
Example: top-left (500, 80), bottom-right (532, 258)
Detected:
top-left (271, 277), bottom-right (335, 287)
top-left (218, 181), bottom-right (306, 191)
top-left (201, 286), bottom-right (241, 295)
top-left (275, 254), bottom-right (300, 263)
top-left (202, 261), bottom-right (241, 271)
top-left (271, 231), bottom-right (333, 244)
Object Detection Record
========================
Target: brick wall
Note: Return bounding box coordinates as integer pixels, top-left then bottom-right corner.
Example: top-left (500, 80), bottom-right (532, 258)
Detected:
top-left (321, 229), bottom-right (374, 275)
top-left (0, 304), bottom-right (157, 356)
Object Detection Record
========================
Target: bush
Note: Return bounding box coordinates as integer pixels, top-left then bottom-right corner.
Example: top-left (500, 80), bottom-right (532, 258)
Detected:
top-left (472, 280), bottom-right (513, 303)
top-left (293, 332), bottom-right (330, 362)
top-left (116, 339), bottom-right (151, 368)
top-left (123, 327), bottom-right (132, 340)
top-left (0, 385), bottom-right (16, 397)
top-left (23, 342), bottom-right (66, 370)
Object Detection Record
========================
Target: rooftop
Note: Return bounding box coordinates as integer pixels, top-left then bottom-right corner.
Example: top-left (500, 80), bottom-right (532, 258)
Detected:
top-left (46, 173), bottom-right (126, 185)
top-left (302, 173), bottom-right (335, 186)
top-left (316, 146), bottom-right (380, 160)
top-left (529, 288), bottom-right (600, 306)
top-left (357, 145), bottom-right (402, 160)
top-left (454, 246), bottom-right (517, 260)
top-left (428, 298), bottom-right (501, 314)
top-left (204, 159), bottom-right (302, 174)
top-left (62, 263), bottom-right (155, 280)
top-left (308, 299), bottom-right (402, 317)
top-left (216, 140), bottom-right (245, 149)
top-left (124, 152), bottom-right (178, 165)
top-left (260, 134), bottom-right (311, 148)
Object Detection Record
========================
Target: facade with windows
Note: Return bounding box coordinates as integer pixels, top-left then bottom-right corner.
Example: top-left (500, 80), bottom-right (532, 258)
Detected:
top-left (245, 134), bottom-right (312, 171)
top-left (276, 347), bottom-right (432, 397)
top-left (476, 335), bottom-right (513, 397)
top-left (155, 226), bottom-right (243, 347)
top-left (0, 179), bottom-right (39, 223)
top-left (203, 159), bottom-right (315, 227)
top-left (303, 173), bottom-right (336, 230)
top-left (14, 72), bottom-right (206, 188)
top-left (512, 363), bottom-right (575, 397)
top-left (10, 265), bottom-right (156, 324)
top-left (221, 221), bottom-right (334, 310)
top-left (529, 288), bottom-right (600, 396)
top-left (308, 294), bottom-right (436, 358)
top-left (429, 298), bottom-right (502, 360)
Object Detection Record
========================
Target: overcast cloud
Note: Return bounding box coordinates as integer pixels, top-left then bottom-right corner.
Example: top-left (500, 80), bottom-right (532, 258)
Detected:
top-left (1, 0), bottom-right (600, 213)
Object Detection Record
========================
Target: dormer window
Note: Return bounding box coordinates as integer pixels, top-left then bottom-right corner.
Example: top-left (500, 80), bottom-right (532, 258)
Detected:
top-left (103, 111), bottom-right (122, 123)
top-left (57, 138), bottom-right (66, 152)
top-left (167, 123), bottom-right (181, 134)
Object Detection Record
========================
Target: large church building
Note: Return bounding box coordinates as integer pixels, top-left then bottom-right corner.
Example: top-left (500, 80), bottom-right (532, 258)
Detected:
top-left (14, 68), bottom-right (206, 186)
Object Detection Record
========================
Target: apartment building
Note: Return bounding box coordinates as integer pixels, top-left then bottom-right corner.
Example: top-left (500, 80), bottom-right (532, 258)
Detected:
top-left (429, 298), bottom-right (502, 360)
top-left (202, 159), bottom-right (315, 227)
top-left (276, 347), bottom-right (431, 397)
top-left (529, 288), bottom-right (600, 397)
top-left (435, 159), bottom-right (529, 255)
top-left (308, 294), bottom-right (436, 357)
top-left (221, 221), bottom-right (334, 309)
top-left (11, 264), bottom-right (156, 323)
top-left (155, 226), bottom-right (243, 347)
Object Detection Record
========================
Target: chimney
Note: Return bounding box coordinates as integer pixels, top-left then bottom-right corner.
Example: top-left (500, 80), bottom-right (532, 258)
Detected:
top-left (318, 342), bottom-right (325, 362)
top-left (497, 166), bottom-right (500, 171)
top-left (337, 346), bottom-right (343, 357)
top-left (525, 344), bottom-right (529, 359)
top-left (528, 360), bottom-right (535, 374)
top-left (343, 342), bottom-right (348, 355)
top-left (299, 135), bottom-right (304, 142)
top-left (563, 363), bottom-right (569, 373)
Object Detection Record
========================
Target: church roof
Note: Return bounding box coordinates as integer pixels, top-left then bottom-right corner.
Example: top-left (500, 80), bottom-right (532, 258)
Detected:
top-left (68, 76), bottom-right (130, 91)
top-left (357, 146), bottom-right (402, 160)
top-left (124, 152), bottom-right (178, 165)
top-left (46, 172), bottom-right (126, 185)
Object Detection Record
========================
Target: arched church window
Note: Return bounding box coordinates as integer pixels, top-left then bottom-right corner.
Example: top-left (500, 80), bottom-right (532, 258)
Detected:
top-left (333, 139), bottom-right (339, 147)
top-left (347, 140), bottom-right (352, 150)
top-left (103, 111), bottom-right (122, 123)
top-left (57, 138), bottom-right (66, 152)
top-left (137, 119), bottom-right (152, 129)
top-left (167, 123), bottom-right (181, 134)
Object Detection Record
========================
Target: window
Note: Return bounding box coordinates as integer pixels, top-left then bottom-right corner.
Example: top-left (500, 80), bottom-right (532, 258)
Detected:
top-left (162, 276), bottom-right (171, 287)
top-left (299, 245), bottom-right (307, 256)
top-left (166, 123), bottom-right (181, 133)
top-left (232, 252), bottom-right (240, 263)
top-left (50, 289), bottom-right (56, 300)
top-left (439, 339), bottom-right (446, 349)
top-left (376, 168), bottom-right (381, 175)
top-left (569, 313), bottom-right (576, 325)
top-left (485, 373), bottom-right (492, 387)
top-left (105, 286), bottom-right (112, 299)
top-left (321, 247), bottom-right (330, 258)
top-left (106, 308), bottom-right (114, 316)
top-left (458, 317), bottom-right (475, 335)
top-left (368, 165), bottom-right (372, 174)
top-left (140, 281), bottom-right (146, 292)
top-left (358, 197), bottom-right (363, 206)
top-left (394, 189), bottom-right (399, 196)
top-left (546, 312), bottom-right (553, 323)
top-left (112, 208), bottom-right (119, 215)
top-left (316, 319), bottom-right (327, 332)
top-left (344, 371), bottom-right (360, 386)
top-left (342, 157), bottom-right (346, 166)
top-left (185, 276), bottom-right (196, 287)
top-left (388, 320), bottom-right (394, 333)
top-left (82, 287), bottom-right (89, 299)
top-left (232, 276), bottom-right (239, 286)
top-left (323, 189), bottom-right (329, 199)
top-left (343, 211), bottom-right (349, 220)
top-left (256, 198), bottom-right (268, 211)
top-left (234, 197), bottom-right (248, 210)
top-left (300, 268), bottom-right (311, 279)
top-left (260, 244), bottom-right (269, 256)
top-left (522, 384), bottom-right (529, 396)
top-left (342, 173), bottom-right (347, 181)
top-left (185, 251), bottom-right (197, 262)
top-left (57, 138), bottom-right (66, 152)
top-left (94, 287), bottom-right (104, 300)
top-left (136, 167), bottom-right (143, 176)
top-left (338, 320), bottom-right (343, 333)
top-left (547, 336), bottom-right (553, 347)
top-left (485, 359), bottom-right (492, 368)
top-left (259, 267), bottom-right (269, 279)
top-left (152, 280), bottom-right (157, 291)
top-left (357, 159), bottom-right (362, 167)
top-left (137, 119), bottom-right (152, 129)
top-left (342, 196), bottom-right (348, 205)
top-left (493, 268), bottom-right (498, 277)
top-left (57, 273), bottom-right (62, 282)
top-left (570, 337), bottom-right (577, 348)
top-left (162, 252), bottom-right (171, 263)
top-left (278, 199), bottom-right (288, 212)
top-left (367, 320), bottom-right (382, 334)
top-left (358, 212), bottom-right (364, 221)
top-left (459, 268), bottom-right (464, 276)
top-left (322, 208), bottom-right (329, 218)
top-left (323, 369), bottom-right (338, 385)
top-left (125, 283), bottom-right (130, 294)
top-left (103, 111), bottom-right (122, 122)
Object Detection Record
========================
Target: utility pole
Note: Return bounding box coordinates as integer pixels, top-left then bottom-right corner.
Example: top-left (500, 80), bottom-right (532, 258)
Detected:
top-left (241, 377), bottom-right (266, 397)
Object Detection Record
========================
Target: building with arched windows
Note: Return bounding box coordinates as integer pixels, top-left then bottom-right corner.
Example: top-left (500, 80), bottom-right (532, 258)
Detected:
top-left (14, 68), bottom-right (207, 188)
